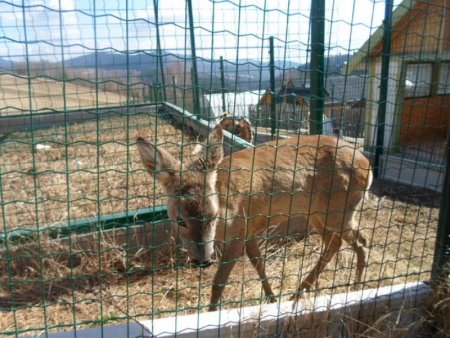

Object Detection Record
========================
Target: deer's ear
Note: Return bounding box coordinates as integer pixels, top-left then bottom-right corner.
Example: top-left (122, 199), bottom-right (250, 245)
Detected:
top-left (188, 125), bottom-right (224, 171)
top-left (203, 125), bottom-right (224, 170)
top-left (209, 124), bottom-right (224, 145)
top-left (136, 137), bottom-right (180, 183)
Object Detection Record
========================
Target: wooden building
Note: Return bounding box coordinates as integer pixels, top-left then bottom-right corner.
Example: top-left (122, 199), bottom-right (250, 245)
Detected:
top-left (324, 75), bottom-right (367, 138)
top-left (257, 80), bottom-right (314, 131)
top-left (348, 0), bottom-right (449, 190)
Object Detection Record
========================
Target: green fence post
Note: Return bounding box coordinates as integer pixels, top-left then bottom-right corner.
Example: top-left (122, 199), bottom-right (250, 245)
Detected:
top-left (220, 56), bottom-right (226, 113)
top-left (432, 130), bottom-right (450, 281)
top-left (309, 0), bottom-right (325, 135)
top-left (153, 0), bottom-right (167, 101)
top-left (374, 0), bottom-right (393, 178)
top-left (172, 76), bottom-right (177, 105)
top-left (269, 36), bottom-right (276, 139)
top-left (187, 0), bottom-right (201, 118)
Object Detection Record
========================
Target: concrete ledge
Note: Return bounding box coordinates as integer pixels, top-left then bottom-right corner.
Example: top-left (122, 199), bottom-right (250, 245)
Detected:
top-left (380, 154), bottom-right (444, 192)
top-left (140, 281), bottom-right (430, 337)
top-left (25, 323), bottom-right (145, 338)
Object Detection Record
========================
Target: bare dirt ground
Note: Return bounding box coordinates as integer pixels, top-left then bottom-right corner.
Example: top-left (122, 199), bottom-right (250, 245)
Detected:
top-left (0, 115), bottom-right (442, 336)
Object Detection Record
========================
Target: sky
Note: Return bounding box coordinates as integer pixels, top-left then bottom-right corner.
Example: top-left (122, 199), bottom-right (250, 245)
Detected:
top-left (0, 0), bottom-right (404, 64)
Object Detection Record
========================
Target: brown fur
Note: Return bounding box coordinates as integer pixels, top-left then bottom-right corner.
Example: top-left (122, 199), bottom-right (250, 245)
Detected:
top-left (136, 125), bottom-right (372, 311)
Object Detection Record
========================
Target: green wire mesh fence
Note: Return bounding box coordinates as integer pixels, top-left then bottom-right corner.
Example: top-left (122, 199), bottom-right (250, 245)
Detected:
top-left (0, 0), bottom-right (449, 336)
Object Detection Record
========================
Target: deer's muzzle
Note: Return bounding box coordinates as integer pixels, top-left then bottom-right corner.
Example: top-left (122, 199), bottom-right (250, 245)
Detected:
top-left (191, 258), bottom-right (213, 269)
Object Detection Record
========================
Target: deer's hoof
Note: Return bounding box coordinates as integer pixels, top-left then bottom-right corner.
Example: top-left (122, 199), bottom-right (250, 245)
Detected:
top-left (290, 285), bottom-right (312, 301)
top-left (290, 292), bottom-right (299, 301)
top-left (208, 305), bottom-right (218, 312)
top-left (266, 295), bottom-right (277, 304)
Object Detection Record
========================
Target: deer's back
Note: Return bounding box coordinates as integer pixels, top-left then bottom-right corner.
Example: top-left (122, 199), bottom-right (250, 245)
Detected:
top-left (216, 135), bottom-right (371, 236)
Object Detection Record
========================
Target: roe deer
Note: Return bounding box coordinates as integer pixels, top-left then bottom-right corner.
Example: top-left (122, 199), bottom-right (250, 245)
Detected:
top-left (219, 115), bottom-right (253, 143)
top-left (136, 125), bottom-right (372, 311)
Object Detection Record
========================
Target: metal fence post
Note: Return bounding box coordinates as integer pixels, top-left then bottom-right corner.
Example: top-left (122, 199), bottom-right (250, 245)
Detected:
top-left (153, 0), bottom-right (167, 101)
top-left (187, 0), bottom-right (201, 117)
top-left (309, 0), bottom-right (325, 135)
top-left (220, 56), bottom-right (226, 113)
top-left (432, 129), bottom-right (450, 281)
top-left (373, 0), bottom-right (393, 178)
top-left (269, 36), bottom-right (276, 139)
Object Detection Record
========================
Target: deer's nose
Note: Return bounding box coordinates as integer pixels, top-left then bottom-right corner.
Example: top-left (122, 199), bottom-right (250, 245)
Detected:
top-left (191, 259), bottom-right (213, 269)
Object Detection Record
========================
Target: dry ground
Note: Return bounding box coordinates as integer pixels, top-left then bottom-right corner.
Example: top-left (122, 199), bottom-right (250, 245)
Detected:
top-left (0, 115), bottom-right (442, 336)
top-left (0, 113), bottom-right (199, 232)
top-left (0, 74), bottom-right (126, 116)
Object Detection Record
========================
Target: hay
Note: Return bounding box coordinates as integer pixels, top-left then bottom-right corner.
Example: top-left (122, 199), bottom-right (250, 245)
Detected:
top-left (0, 113), bottom-right (199, 232)
top-left (416, 265), bottom-right (450, 337)
top-left (0, 233), bottom-right (177, 306)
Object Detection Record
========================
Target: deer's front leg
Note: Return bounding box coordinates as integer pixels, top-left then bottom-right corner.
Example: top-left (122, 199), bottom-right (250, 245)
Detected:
top-left (246, 238), bottom-right (276, 303)
top-left (209, 239), bottom-right (245, 311)
top-left (294, 230), bottom-right (342, 298)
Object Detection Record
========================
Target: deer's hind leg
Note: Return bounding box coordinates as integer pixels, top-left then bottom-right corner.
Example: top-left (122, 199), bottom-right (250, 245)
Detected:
top-left (341, 226), bottom-right (368, 286)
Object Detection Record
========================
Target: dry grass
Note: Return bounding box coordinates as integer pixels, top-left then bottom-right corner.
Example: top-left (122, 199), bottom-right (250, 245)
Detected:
top-left (0, 113), bottom-right (199, 232)
top-left (0, 116), bottom-right (442, 336)
top-left (333, 264), bottom-right (450, 338)
top-left (421, 266), bottom-right (450, 338)
top-left (0, 74), bottom-right (126, 116)
top-left (0, 180), bottom-right (440, 335)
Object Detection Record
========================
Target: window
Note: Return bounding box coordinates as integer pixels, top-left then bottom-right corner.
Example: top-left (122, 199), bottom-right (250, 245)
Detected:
top-left (404, 63), bottom-right (432, 97)
top-left (437, 62), bottom-right (450, 94)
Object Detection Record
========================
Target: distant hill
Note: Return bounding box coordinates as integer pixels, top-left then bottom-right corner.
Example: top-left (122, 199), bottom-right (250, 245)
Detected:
top-left (66, 51), bottom-right (300, 73)
top-left (2, 51), bottom-right (303, 92)
top-left (65, 51), bottom-right (302, 91)
top-left (0, 58), bottom-right (13, 69)
top-left (297, 53), bottom-right (355, 75)
top-left (6, 51), bottom-right (360, 94)
top-left (273, 53), bottom-right (367, 88)
top-left (66, 51), bottom-right (174, 72)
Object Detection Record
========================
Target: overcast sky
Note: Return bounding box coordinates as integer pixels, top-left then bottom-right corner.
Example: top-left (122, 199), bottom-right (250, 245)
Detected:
top-left (0, 0), bottom-right (403, 63)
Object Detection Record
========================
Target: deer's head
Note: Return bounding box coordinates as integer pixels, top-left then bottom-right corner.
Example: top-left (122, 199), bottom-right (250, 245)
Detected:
top-left (136, 125), bottom-right (224, 268)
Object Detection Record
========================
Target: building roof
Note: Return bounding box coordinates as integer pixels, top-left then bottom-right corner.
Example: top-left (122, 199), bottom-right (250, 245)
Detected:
top-left (279, 86), bottom-right (312, 97)
top-left (346, 0), bottom-right (418, 74)
top-left (277, 85), bottom-right (313, 104)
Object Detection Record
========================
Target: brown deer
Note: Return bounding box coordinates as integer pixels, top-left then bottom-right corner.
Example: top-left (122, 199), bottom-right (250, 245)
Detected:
top-left (219, 115), bottom-right (253, 143)
top-left (136, 125), bottom-right (372, 311)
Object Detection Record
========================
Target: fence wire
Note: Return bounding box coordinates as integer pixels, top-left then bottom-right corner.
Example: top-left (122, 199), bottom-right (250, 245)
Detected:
top-left (0, 0), bottom-right (449, 337)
